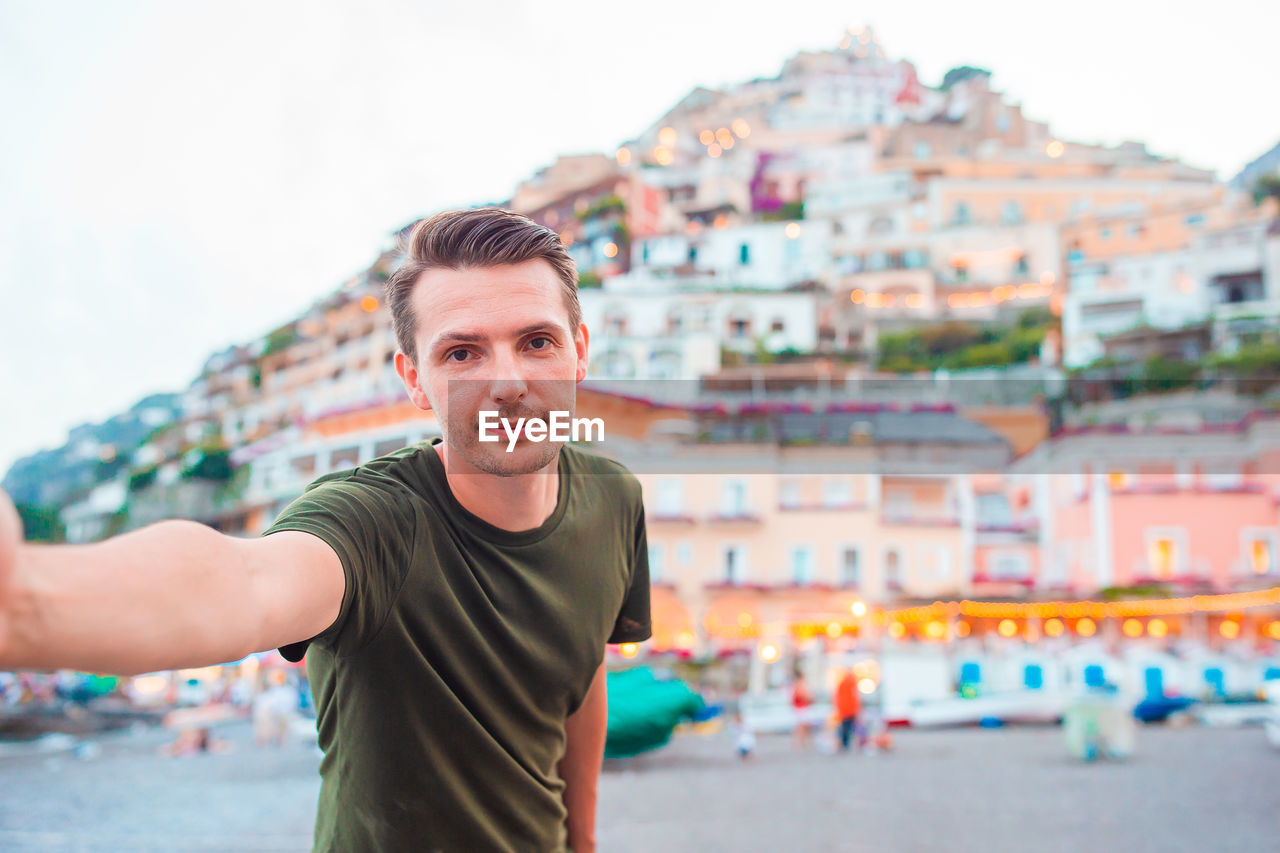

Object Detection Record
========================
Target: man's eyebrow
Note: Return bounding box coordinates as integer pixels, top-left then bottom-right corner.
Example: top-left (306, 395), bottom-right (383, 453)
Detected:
top-left (430, 323), bottom-right (566, 351)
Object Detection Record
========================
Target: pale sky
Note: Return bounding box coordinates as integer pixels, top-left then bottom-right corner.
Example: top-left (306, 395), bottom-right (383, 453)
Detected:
top-left (2, 0), bottom-right (1276, 475)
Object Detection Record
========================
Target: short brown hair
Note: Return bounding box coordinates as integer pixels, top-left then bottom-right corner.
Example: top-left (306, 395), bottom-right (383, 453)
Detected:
top-left (384, 207), bottom-right (581, 363)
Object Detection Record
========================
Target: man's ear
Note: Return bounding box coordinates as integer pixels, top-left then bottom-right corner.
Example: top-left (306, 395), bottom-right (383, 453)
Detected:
top-left (574, 322), bottom-right (589, 383)
top-left (395, 351), bottom-right (432, 412)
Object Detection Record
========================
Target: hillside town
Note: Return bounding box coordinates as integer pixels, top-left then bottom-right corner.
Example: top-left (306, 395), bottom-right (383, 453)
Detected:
top-left (6, 29), bottom-right (1280, 695)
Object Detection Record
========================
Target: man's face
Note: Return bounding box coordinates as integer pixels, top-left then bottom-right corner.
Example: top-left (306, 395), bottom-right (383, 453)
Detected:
top-left (394, 259), bottom-right (588, 476)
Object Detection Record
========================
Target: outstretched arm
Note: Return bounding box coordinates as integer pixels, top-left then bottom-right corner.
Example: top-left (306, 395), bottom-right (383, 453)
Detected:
top-left (559, 659), bottom-right (608, 853)
top-left (0, 487), bottom-right (344, 676)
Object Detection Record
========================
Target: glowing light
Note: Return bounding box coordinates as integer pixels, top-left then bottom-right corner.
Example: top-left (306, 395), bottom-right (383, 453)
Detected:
top-left (1040, 271), bottom-right (1057, 286)
top-left (653, 147), bottom-right (674, 166)
top-left (850, 289), bottom-right (866, 304)
top-left (857, 677), bottom-right (877, 694)
top-left (955, 621), bottom-right (971, 637)
top-left (360, 295), bottom-right (379, 313)
top-left (998, 619), bottom-right (1018, 638)
top-left (1220, 620), bottom-right (1240, 639)
top-left (619, 643), bottom-right (639, 658)
top-left (1122, 618), bottom-right (1143, 638)
top-left (716, 127), bottom-right (731, 144)
top-left (826, 622), bottom-right (843, 639)
top-left (1044, 618), bottom-right (1065, 637)
top-left (1148, 618), bottom-right (1168, 638)
top-left (676, 631), bottom-right (696, 649)
top-left (784, 222), bottom-right (802, 239)
top-left (732, 118), bottom-right (750, 138)
top-left (948, 294), bottom-right (965, 308)
top-left (867, 293), bottom-right (886, 308)
top-left (559, 230), bottom-right (574, 247)
top-left (713, 214), bottom-right (729, 229)
top-left (888, 621), bottom-right (905, 639)
top-left (924, 620), bottom-right (946, 640)
top-left (131, 675), bottom-right (168, 696)
top-left (737, 612), bottom-right (753, 628)
top-left (699, 129), bottom-right (715, 145)
top-left (1046, 141), bottom-right (1065, 158)
top-left (1076, 617), bottom-right (1097, 637)
top-left (603, 242), bottom-right (619, 259)
top-left (905, 294), bottom-right (924, 309)
top-left (1268, 621), bottom-right (1280, 640)
top-left (615, 147), bottom-right (631, 166)
top-left (658, 126), bottom-right (677, 146)
top-left (851, 600), bottom-right (868, 617)
top-left (707, 143), bottom-right (722, 158)
top-left (760, 643), bottom-right (780, 662)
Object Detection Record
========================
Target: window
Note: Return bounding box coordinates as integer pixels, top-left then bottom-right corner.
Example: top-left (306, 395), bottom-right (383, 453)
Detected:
top-left (840, 548), bottom-right (861, 587)
top-left (791, 546), bottom-right (814, 585)
top-left (1001, 200), bottom-right (1024, 225)
top-left (642, 244), bottom-right (650, 263)
top-left (657, 479), bottom-right (683, 515)
top-left (1185, 213), bottom-right (1205, 227)
top-left (1246, 536), bottom-right (1274, 575)
top-left (884, 548), bottom-right (903, 590)
top-left (677, 540), bottom-right (693, 565)
top-left (739, 243), bottom-right (750, 265)
top-left (780, 480), bottom-right (801, 509)
top-left (1100, 228), bottom-right (1111, 240)
top-left (992, 552), bottom-right (1030, 579)
top-left (648, 545), bottom-right (665, 582)
top-left (688, 246), bottom-right (699, 264)
top-left (903, 250), bottom-right (928, 268)
top-left (724, 545), bottom-right (745, 584)
top-left (952, 202), bottom-right (972, 226)
top-left (953, 263), bottom-right (969, 283)
top-left (823, 479), bottom-right (852, 507)
top-left (1015, 254), bottom-right (1030, 276)
top-left (976, 493), bottom-right (1012, 527)
top-left (721, 480), bottom-right (748, 515)
top-left (914, 141), bottom-right (932, 159)
top-left (770, 318), bottom-right (785, 333)
top-left (1147, 537), bottom-right (1177, 578)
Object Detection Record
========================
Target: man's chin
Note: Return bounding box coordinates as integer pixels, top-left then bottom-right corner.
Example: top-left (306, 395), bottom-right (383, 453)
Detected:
top-left (465, 441), bottom-right (560, 476)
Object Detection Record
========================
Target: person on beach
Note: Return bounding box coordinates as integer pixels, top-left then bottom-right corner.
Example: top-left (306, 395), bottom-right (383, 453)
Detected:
top-left (791, 671), bottom-right (815, 749)
top-left (0, 208), bottom-right (652, 852)
top-left (834, 668), bottom-right (862, 752)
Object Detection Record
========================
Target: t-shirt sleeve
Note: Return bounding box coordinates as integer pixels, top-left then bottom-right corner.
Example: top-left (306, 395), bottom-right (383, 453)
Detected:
top-left (260, 474), bottom-right (416, 662)
top-left (607, 498), bottom-right (652, 644)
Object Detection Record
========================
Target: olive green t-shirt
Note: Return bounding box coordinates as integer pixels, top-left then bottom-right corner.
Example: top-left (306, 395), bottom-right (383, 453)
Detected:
top-left (262, 437), bottom-right (651, 852)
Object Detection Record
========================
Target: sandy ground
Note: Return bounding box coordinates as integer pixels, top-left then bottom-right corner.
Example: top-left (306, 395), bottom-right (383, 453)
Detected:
top-left (0, 719), bottom-right (1276, 852)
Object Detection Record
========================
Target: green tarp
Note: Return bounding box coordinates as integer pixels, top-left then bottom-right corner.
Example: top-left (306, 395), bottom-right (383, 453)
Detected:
top-left (604, 666), bottom-right (705, 759)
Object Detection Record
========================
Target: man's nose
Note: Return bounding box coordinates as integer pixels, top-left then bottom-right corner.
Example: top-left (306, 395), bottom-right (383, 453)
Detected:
top-left (488, 347), bottom-right (528, 405)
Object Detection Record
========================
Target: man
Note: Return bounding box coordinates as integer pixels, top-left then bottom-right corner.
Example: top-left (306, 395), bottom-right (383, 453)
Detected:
top-left (833, 668), bottom-right (862, 752)
top-left (0, 208), bottom-right (652, 852)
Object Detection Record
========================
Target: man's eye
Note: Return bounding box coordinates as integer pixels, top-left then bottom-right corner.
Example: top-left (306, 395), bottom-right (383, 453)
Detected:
top-left (529, 336), bottom-right (553, 350)
top-left (447, 350), bottom-right (471, 362)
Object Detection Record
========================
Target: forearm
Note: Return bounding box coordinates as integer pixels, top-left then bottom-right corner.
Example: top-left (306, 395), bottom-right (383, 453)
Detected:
top-left (559, 661), bottom-right (608, 853)
top-left (3, 520), bottom-right (263, 675)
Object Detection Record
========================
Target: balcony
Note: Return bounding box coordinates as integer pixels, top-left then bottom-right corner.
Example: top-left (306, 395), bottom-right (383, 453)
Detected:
top-left (648, 512), bottom-right (698, 525)
top-left (706, 511), bottom-right (763, 524)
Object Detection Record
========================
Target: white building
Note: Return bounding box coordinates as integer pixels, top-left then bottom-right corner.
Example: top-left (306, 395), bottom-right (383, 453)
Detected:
top-left (579, 281), bottom-right (821, 379)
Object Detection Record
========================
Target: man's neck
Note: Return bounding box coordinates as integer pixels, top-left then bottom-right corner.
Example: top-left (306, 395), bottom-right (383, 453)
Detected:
top-left (434, 441), bottom-right (561, 532)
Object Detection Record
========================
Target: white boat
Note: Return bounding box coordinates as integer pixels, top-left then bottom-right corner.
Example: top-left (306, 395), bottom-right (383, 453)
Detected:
top-left (906, 689), bottom-right (1069, 728)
